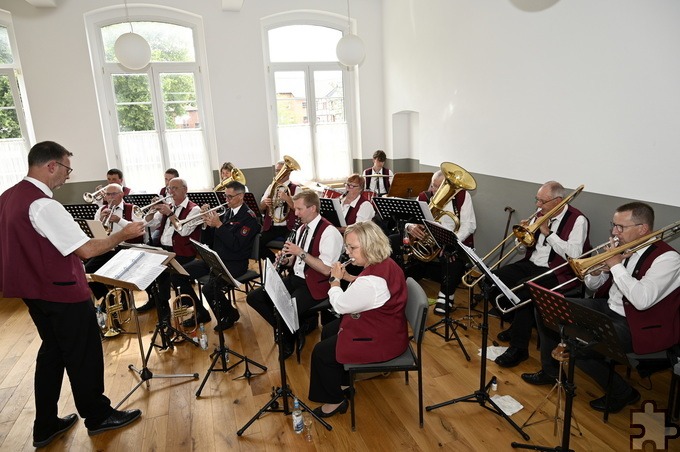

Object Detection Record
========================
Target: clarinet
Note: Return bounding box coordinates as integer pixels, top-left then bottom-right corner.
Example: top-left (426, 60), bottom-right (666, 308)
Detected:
top-left (274, 219), bottom-right (301, 273)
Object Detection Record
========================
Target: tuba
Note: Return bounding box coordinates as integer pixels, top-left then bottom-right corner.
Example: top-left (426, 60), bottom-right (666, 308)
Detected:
top-left (267, 155), bottom-right (301, 223)
top-left (409, 162), bottom-right (477, 262)
top-left (214, 166), bottom-right (247, 192)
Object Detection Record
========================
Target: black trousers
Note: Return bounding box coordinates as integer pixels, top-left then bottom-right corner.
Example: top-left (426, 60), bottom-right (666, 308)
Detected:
top-left (308, 318), bottom-right (347, 404)
top-left (491, 260), bottom-right (558, 349)
top-left (24, 298), bottom-right (114, 435)
top-left (536, 297), bottom-right (634, 398)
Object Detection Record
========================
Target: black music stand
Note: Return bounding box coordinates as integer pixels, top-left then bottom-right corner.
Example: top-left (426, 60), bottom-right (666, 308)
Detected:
top-left (319, 197), bottom-right (346, 228)
top-left (386, 172), bottom-right (432, 199)
top-left (238, 261), bottom-right (332, 436)
top-left (423, 220), bottom-right (470, 360)
top-left (373, 197), bottom-right (432, 239)
top-left (511, 282), bottom-right (629, 451)
top-left (90, 248), bottom-right (199, 409)
top-left (64, 203), bottom-right (98, 220)
top-left (426, 241), bottom-right (530, 441)
top-left (191, 240), bottom-right (267, 396)
top-left (242, 192), bottom-right (261, 217)
top-left (188, 192), bottom-right (221, 209)
top-left (124, 193), bottom-right (156, 208)
top-left (75, 219), bottom-right (95, 238)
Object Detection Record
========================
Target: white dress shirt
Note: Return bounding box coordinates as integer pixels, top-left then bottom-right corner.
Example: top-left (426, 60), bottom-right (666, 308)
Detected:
top-left (94, 203), bottom-right (143, 235)
top-left (366, 169), bottom-right (394, 196)
top-left (292, 214), bottom-right (343, 278)
top-left (147, 197), bottom-right (201, 247)
top-left (528, 205), bottom-right (588, 267)
top-left (329, 274), bottom-right (391, 314)
top-left (261, 180), bottom-right (295, 226)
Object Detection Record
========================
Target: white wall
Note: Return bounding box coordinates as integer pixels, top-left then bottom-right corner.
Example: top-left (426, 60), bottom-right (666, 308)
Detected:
top-left (0, 0), bottom-right (385, 185)
top-left (383, 0), bottom-right (680, 207)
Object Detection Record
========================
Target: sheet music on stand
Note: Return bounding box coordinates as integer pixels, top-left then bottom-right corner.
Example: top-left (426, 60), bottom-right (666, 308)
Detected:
top-left (125, 193), bottom-right (156, 208)
top-left (319, 197), bottom-right (346, 228)
top-left (188, 192), bottom-right (221, 209)
top-left (190, 239), bottom-right (241, 289)
top-left (453, 234), bottom-right (521, 305)
top-left (386, 172), bottom-right (433, 199)
top-left (264, 260), bottom-right (299, 334)
top-left (64, 203), bottom-right (98, 220)
top-left (93, 248), bottom-right (170, 291)
top-left (373, 197), bottom-right (433, 228)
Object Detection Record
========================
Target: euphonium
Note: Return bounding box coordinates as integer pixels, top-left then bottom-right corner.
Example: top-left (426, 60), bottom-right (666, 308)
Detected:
top-left (214, 166), bottom-right (246, 191)
top-left (267, 155), bottom-right (301, 223)
top-left (102, 288), bottom-right (131, 337)
top-left (409, 162), bottom-right (477, 262)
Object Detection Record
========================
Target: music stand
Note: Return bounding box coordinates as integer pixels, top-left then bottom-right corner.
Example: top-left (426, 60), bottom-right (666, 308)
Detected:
top-left (373, 197), bottom-right (433, 237)
top-left (75, 219), bottom-right (96, 238)
top-left (386, 172), bottom-right (432, 199)
top-left (238, 261), bottom-right (332, 435)
top-left (511, 282), bottom-right (629, 451)
top-left (319, 197), bottom-right (346, 228)
top-left (124, 193), bottom-right (156, 208)
top-left (64, 203), bottom-right (98, 220)
top-left (242, 192), bottom-right (261, 217)
top-left (188, 191), bottom-right (221, 209)
top-left (426, 241), bottom-right (530, 441)
top-left (90, 248), bottom-right (199, 409)
top-left (422, 220), bottom-right (470, 360)
top-left (190, 240), bottom-right (267, 396)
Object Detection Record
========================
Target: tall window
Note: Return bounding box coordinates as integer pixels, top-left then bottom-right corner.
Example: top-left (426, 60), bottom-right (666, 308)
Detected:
top-left (0, 18), bottom-right (32, 194)
top-left (265, 23), bottom-right (354, 182)
top-left (89, 11), bottom-right (212, 193)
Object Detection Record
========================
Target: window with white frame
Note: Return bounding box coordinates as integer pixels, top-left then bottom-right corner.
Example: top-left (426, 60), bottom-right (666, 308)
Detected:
top-left (264, 19), bottom-right (356, 183)
top-left (87, 10), bottom-right (212, 194)
top-left (0, 15), bottom-right (32, 194)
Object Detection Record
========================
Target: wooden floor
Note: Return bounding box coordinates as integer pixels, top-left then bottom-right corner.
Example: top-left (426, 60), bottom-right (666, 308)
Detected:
top-left (0, 275), bottom-right (676, 451)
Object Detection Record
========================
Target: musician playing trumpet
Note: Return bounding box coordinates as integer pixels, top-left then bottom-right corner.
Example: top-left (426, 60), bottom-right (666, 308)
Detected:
top-left (491, 181), bottom-right (591, 369)
top-left (525, 202), bottom-right (680, 414)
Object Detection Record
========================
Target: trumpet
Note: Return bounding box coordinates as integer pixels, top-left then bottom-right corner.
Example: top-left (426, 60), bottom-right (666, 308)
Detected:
top-left (101, 203), bottom-right (118, 234)
top-left (462, 184), bottom-right (584, 288)
top-left (83, 185), bottom-right (106, 203)
top-left (170, 202), bottom-right (228, 231)
top-left (133, 195), bottom-right (173, 217)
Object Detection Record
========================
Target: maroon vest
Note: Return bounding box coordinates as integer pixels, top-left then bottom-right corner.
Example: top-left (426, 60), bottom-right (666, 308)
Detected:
top-left (364, 167), bottom-right (390, 195)
top-left (0, 180), bottom-right (90, 302)
top-left (336, 258), bottom-right (409, 364)
top-left (344, 196), bottom-right (369, 225)
top-left (622, 242), bottom-right (680, 354)
top-left (159, 200), bottom-right (201, 257)
top-left (302, 217), bottom-right (335, 300)
top-left (262, 182), bottom-right (298, 232)
top-left (523, 205), bottom-right (591, 286)
top-left (417, 189), bottom-right (474, 247)
top-left (121, 203), bottom-right (143, 244)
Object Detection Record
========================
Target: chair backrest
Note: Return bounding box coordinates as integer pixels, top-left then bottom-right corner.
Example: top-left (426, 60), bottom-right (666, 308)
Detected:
top-left (405, 277), bottom-right (429, 344)
top-left (251, 233), bottom-right (261, 261)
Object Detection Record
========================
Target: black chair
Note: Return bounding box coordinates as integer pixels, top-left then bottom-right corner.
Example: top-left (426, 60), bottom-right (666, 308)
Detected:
top-left (343, 277), bottom-right (429, 431)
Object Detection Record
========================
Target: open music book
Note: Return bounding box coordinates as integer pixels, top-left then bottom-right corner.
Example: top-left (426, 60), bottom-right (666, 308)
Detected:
top-left (94, 249), bottom-right (169, 291)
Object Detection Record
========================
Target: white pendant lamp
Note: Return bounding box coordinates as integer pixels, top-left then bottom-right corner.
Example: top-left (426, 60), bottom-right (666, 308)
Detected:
top-left (336, 0), bottom-right (365, 67)
top-left (114, 0), bottom-right (151, 70)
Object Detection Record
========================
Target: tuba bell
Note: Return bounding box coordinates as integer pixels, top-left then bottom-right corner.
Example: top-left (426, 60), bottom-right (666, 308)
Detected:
top-left (267, 155), bottom-right (301, 223)
top-left (101, 288), bottom-right (132, 337)
top-left (214, 166), bottom-right (247, 192)
top-left (409, 162), bottom-right (477, 262)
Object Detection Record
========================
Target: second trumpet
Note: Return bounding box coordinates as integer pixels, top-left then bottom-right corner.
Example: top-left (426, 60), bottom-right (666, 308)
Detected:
top-left (170, 203), bottom-right (228, 231)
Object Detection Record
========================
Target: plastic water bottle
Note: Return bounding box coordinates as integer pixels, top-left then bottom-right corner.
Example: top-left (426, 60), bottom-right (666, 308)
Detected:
top-left (292, 398), bottom-right (304, 434)
top-left (199, 323), bottom-right (208, 350)
top-left (96, 305), bottom-right (107, 329)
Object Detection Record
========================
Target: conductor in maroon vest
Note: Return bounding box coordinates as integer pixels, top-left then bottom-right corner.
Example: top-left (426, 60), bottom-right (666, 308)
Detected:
top-left (308, 221), bottom-right (409, 418)
top-left (525, 202), bottom-right (680, 414)
top-left (259, 160), bottom-right (298, 262)
top-left (247, 190), bottom-right (343, 359)
top-left (492, 181), bottom-right (591, 369)
top-left (140, 177), bottom-right (201, 316)
top-left (0, 141), bottom-right (145, 446)
top-left (85, 183), bottom-right (145, 302)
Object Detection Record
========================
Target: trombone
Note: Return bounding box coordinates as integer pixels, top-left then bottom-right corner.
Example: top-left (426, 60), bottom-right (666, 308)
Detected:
top-left (83, 185), bottom-right (106, 203)
top-left (170, 202), bottom-right (228, 231)
top-left (462, 184), bottom-right (585, 288)
top-left (133, 195), bottom-right (173, 217)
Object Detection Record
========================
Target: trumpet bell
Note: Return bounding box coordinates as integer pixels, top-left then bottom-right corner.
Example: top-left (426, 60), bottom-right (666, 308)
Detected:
top-left (214, 166), bottom-right (247, 191)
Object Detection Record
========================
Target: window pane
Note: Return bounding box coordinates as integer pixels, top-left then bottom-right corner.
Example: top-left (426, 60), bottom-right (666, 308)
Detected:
top-left (0, 27), bottom-right (13, 64)
top-left (269, 25), bottom-right (342, 62)
top-left (314, 70), bottom-right (345, 124)
top-left (161, 73), bottom-right (199, 130)
top-left (118, 132), bottom-right (164, 194)
top-left (113, 74), bottom-right (155, 132)
top-left (102, 22), bottom-right (195, 64)
top-left (0, 75), bottom-right (21, 139)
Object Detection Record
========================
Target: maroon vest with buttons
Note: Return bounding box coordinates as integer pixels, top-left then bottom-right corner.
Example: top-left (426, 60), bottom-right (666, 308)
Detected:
top-left (303, 217), bottom-right (334, 301)
top-left (364, 167), bottom-right (390, 195)
top-left (344, 196), bottom-right (368, 225)
top-left (0, 180), bottom-right (90, 302)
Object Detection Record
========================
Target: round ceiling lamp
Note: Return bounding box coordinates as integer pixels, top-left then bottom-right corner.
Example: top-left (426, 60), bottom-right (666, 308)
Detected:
top-left (114, 32), bottom-right (151, 70)
top-left (336, 0), bottom-right (365, 68)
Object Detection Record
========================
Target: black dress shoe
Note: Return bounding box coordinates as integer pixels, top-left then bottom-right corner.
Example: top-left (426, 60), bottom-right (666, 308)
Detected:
top-left (312, 399), bottom-right (349, 418)
top-left (496, 329), bottom-right (511, 342)
top-left (136, 299), bottom-right (156, 312)
top-left (182, 311), bottom-right (211, 328)
top-left (213, 310), bottom-right (240, 332)
top-left (33, 413), bottom-right (78, 448)
top-left (495, 347), bottom-right (529, 368)
top-left (521, 370), bottom-right (558, 386)
top-left (589, 388), bottom-right (640, 413)
top-left (280, 340), bottom-right (295, 360)
top-left (87, 409), bottom-right (142, 436)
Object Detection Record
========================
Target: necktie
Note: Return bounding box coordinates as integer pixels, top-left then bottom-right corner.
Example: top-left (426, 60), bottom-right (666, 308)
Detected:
top-left (298, 225), bottom-right (309, 250)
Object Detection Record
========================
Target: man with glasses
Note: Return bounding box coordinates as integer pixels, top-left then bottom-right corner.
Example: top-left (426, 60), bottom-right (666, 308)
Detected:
top-left (338, 174), bottom-right (375, 234)
top-left (491, 181), bottom-right (591, 368)
top-left (0, 141), bottom-right (145, 446)
top-left (247, 190), bottom-right (343, 359)
top-left (171, 181), bottom-right (260, 331)
top-left (524, 202), bottom-right (680, 414)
